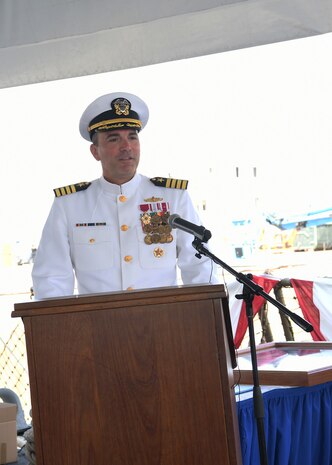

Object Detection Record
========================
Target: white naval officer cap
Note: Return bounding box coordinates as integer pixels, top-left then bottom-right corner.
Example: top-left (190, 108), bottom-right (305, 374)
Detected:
top-left (79, 92), bottom-right (149, 141)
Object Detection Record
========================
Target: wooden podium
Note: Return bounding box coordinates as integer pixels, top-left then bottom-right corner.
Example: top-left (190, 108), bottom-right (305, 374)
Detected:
top-left (12, 284), bottom-right (242, 465)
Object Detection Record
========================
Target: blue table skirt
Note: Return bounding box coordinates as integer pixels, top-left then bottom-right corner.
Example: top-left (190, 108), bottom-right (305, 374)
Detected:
top-left (237, 382), bottom-right (332, 465)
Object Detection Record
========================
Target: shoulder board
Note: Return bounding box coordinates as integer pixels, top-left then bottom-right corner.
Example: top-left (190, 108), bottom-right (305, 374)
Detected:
top-left (53, 182), bottom-right (91, 197)
top-left (150, 177), bottom-right (188, 190)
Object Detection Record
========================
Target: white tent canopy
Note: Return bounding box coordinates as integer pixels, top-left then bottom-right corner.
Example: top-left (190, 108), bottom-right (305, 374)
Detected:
top-left (1, 0), bottom-right (332, 89)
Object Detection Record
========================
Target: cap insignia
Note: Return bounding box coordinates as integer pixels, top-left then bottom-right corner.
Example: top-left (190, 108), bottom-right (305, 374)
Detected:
top-left (54, 182), bottom-right (91, 197)
top-left (112, 98), bottom-right (130, 116)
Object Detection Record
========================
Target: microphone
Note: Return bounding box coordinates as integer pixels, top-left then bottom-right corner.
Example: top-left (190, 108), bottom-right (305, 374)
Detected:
top-left (168, 214), bottom-right (212, 243)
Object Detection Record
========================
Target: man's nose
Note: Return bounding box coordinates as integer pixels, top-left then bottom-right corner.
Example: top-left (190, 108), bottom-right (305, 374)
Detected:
top-left (120, 138), bottom-right (131, 149)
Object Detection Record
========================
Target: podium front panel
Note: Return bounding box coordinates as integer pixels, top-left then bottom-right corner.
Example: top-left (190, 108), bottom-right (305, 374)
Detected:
top-left (13, 285), bottom-right (242, 465)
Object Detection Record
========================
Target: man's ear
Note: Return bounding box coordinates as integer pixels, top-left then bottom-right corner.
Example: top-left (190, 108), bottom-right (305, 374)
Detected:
top-left (90, 144), bottom-right (100, 161)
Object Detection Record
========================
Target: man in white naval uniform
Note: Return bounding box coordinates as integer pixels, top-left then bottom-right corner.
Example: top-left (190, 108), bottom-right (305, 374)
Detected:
top-left (32, 92), bottom-right (218, 299)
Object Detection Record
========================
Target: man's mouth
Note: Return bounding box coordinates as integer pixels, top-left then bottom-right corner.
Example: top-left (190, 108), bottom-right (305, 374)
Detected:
top-left (119, 155), bottom-right (133, 161)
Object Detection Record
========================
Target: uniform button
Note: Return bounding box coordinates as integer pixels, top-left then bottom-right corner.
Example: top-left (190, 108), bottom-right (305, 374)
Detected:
top-left (121, 224), bottom-right (129, 231)
top-left (89, 238), bottom-right (95, 244)
top-left (124, 255), bottom-right (133, 262)
top-left (127, 286), bottom-right (134, 291)
top-left (119, 195), bottom-right (127, 202)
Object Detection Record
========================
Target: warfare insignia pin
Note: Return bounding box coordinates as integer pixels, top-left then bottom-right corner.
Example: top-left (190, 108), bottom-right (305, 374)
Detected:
top-left (144, 196), bottom-right (163, 202)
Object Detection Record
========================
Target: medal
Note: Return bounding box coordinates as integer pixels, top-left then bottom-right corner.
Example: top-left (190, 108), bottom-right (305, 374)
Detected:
top-left (144, 235), bottom-right (153, 245)
top-left (141, 213), bottom-right (151, 225)
top-left (166, 234), bottom-right (173, 243)
top-left (140, 201), bottom-right (172, 245)
top-left (151, 233), bottom-right (160, 244)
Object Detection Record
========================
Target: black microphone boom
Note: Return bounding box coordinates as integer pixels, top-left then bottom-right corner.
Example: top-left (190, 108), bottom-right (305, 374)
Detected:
top-left (168, 214), bottom-right (212, 243)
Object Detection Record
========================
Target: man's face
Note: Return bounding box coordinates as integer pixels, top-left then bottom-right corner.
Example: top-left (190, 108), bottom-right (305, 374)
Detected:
top-left (90, 129), bottom-right (140, 185)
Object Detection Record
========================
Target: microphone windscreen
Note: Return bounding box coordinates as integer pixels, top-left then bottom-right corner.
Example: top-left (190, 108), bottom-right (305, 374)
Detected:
top-left (168, 214), bottom-right (180, 228)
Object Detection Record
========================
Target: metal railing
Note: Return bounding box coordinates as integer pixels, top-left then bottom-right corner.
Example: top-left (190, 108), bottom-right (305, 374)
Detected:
top-left (240, 277), bottom-right (314, 348)
top-left (0, 321), bottom-right (31, 424)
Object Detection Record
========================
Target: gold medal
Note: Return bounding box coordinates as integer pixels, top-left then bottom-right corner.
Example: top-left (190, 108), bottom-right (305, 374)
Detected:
top-left (140, 204), bottom-right (172, 246)
top-left (158, 225), bottom-right (166, 234)
top-left (151, 233), bottom-right (160, 244)
top-left (143, 224), bottom-right (153, 233)
top-left (144, 235), bottom-right (153, 245)
top-left (164, 225), bottom-right (172, 234)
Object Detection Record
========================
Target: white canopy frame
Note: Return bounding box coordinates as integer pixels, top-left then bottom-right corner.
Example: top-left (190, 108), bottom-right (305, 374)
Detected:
top-left (1, 0), bottom-right (332, 89)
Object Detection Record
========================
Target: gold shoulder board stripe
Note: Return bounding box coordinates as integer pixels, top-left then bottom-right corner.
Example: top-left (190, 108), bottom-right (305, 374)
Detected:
top-left (53, 182), bottom-right (91, 197)
top-left (150, 177), bottom-right (188, 190)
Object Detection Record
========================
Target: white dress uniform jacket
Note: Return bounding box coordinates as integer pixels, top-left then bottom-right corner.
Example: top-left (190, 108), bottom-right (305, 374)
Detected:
top-left (32, 174), bottom-right (218, 299)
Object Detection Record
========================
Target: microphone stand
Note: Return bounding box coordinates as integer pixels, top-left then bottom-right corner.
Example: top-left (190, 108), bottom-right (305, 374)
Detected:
top-left (191, 237), bottom-right (313, 465)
